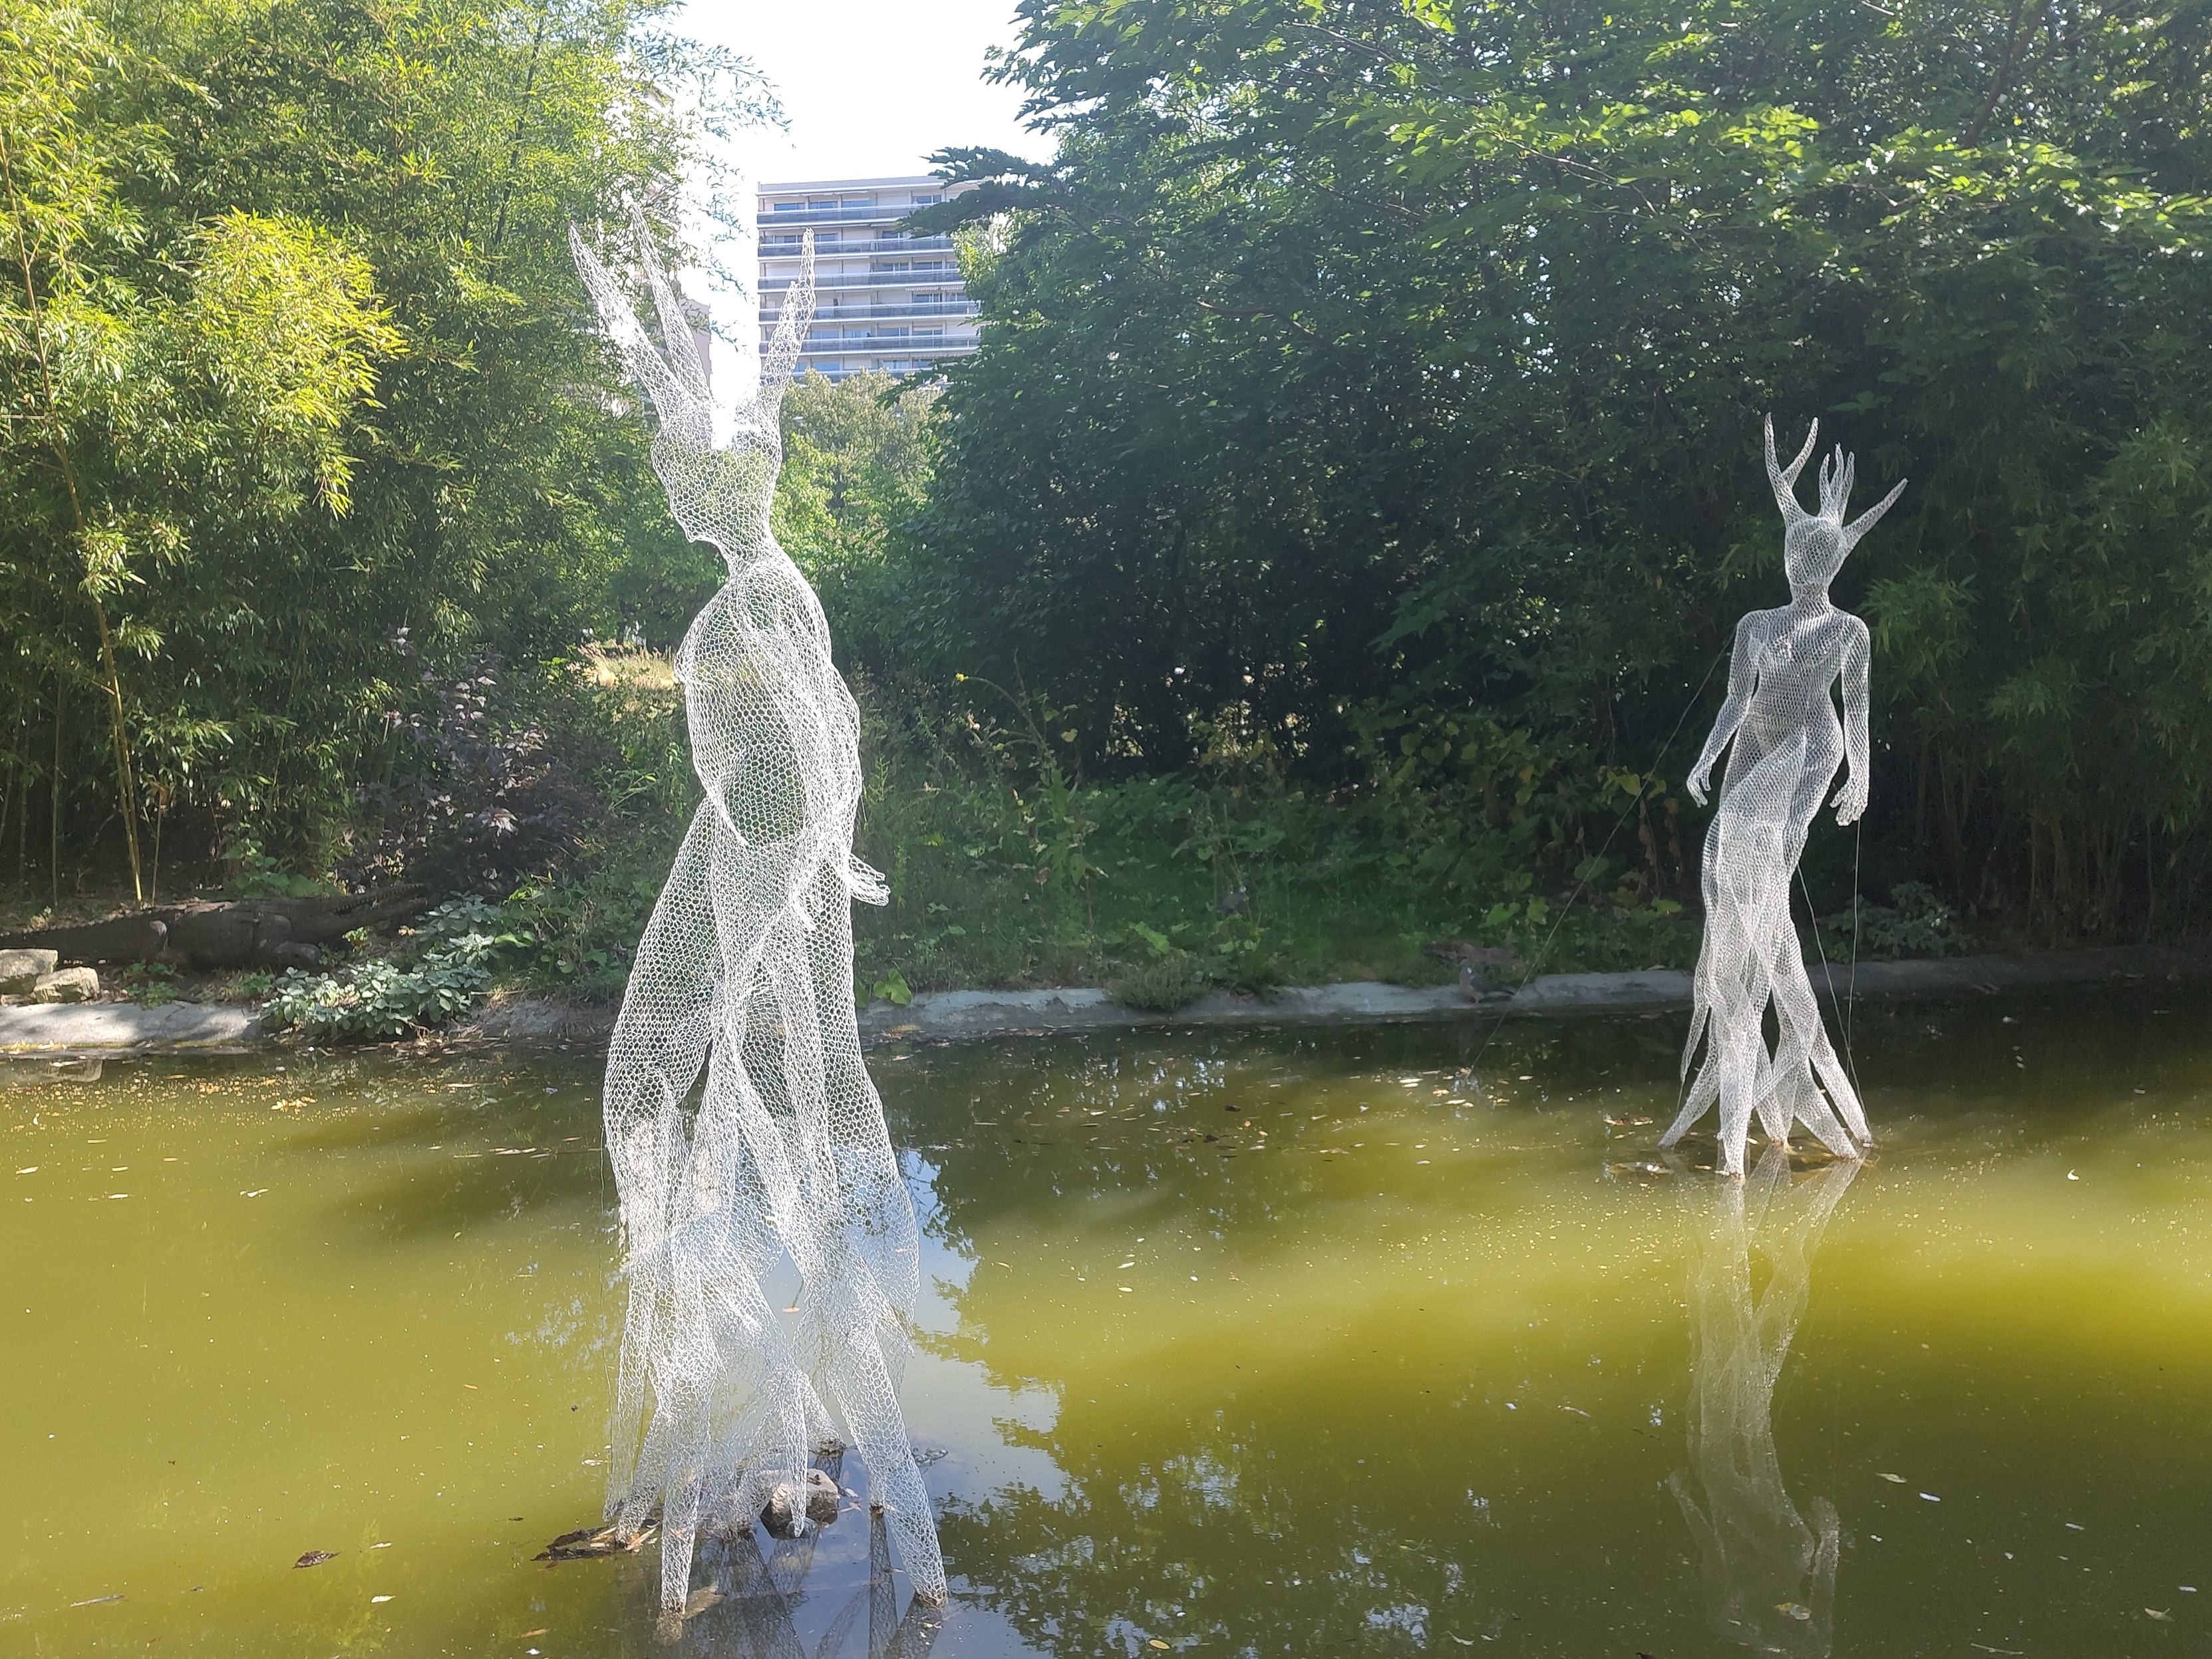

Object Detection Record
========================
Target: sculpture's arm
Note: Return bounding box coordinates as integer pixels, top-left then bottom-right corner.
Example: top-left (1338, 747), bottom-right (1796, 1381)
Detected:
top-left (569, 224), bottom-right (713, 452)
top-left (1831, 620), bottom-right (1871, 825)
top-left (1685, 612), bottom-right (1762, 806)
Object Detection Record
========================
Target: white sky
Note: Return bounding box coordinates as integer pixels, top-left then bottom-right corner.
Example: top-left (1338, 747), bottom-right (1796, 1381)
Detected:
top-left (678, 0), bottom-right (1051, 184)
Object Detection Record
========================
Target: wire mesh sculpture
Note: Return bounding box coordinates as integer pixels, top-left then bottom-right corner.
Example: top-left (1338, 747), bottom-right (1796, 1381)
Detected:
top-left (1672, 1145), bottom-right (1859, 1656)
top-left (1660, 418), bottom-right (1905, 1177)
top-left (569, 216), bottom-right (948, 1616)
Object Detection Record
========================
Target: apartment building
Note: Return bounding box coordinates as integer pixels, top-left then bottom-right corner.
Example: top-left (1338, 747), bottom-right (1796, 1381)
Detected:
top-left (756, 175), bottom-right (981, 380)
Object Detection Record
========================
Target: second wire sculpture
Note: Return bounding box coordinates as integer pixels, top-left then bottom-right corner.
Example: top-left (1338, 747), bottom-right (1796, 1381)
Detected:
top-left (1661, 418), bottom-right (1905, 1177)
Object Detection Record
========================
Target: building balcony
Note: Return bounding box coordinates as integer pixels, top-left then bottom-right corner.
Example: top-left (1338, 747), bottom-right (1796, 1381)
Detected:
top-left (788, 333), bottom-right (981, 357)
top-left (763, 300), bottom-right (979, 323)
top-left (758, 202), bottom-right (939, 229)
top-left (758, 235), bottom-right (953, 259)
top-left (756, 272), bottom-right (960, 294)
top-left (804, 360), bottom-right (964, 382)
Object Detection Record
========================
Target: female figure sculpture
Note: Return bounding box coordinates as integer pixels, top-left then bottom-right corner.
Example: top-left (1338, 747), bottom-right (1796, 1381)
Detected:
top-left (1660, 418), bottom-right (1904, 1177)
top-left (569, 218), bottom-right (947, 1615)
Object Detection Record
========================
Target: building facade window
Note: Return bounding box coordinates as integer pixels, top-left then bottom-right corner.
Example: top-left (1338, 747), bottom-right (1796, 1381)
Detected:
top-left (756, 174), bottom-right (981, 380)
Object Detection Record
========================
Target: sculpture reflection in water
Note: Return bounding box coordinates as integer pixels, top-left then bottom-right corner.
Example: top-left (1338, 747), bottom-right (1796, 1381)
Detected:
top-left (571, 216), bottom-right (945, 1616)
top-left (639, 1491), bottom-right (945, 1659)
top-left (1662, 418), bottom-right (1903, 1176)
top-left (1671, 1146), bottom-right (1861, 1656)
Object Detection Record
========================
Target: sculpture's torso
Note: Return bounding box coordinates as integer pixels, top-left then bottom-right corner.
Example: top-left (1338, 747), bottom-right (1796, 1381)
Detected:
top-left (1722, 603), bottom-right (1866, 858)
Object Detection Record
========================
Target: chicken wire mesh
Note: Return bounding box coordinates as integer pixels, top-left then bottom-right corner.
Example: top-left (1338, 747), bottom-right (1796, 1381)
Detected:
top-left (1661, 418), bottom-right (1905, 1177)
top-left (570, 216), bottom-right (947, 1612)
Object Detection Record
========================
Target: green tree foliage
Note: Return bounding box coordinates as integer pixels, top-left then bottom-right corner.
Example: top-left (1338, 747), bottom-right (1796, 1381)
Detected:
top-left (0, 0), bottom-right (767, 893)
top-left (772, 369), bottom-right (941, 664)
top-left (911, 0), bottom-right (2212, 936)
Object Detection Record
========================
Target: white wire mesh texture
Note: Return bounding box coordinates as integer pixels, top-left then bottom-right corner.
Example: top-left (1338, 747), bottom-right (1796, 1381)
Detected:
top-left (1672, 1146), bottom-right (1860, 1656)
top-left (569, 217), bottom-right (947, 1613)
top-left (1660, 418), bottom-right (1906, 1177)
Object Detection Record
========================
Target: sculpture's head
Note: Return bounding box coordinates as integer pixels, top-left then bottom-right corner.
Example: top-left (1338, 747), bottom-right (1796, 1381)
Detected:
top-left (571, 217), bottom-right (816, 576)
top-left (649, 426), bottom-right (780, 568)
top-left (1764, 415), bottom-right (1907, 599)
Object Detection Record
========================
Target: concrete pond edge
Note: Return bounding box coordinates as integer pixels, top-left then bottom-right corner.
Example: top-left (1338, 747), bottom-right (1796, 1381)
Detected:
top-left (3, 943), bottom-right (2206, 1058)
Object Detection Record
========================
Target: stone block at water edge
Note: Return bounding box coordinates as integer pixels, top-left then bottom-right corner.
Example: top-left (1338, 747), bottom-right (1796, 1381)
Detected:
top-left (0, 949), bottom-right (59, 994)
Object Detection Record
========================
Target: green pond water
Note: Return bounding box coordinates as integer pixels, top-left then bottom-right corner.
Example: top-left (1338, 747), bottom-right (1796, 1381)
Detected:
top-left (7, 990), bottom-right (2212, 1657)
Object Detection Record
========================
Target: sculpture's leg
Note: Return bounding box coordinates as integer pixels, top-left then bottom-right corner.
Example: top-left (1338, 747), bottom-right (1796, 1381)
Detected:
top-left (1763, 932), bottom-right (1861, 1160)
top-left (1715, 840), bottom-right (1789, 1177)
top-left (1714, 998), bottom-right (1761, 1177)
top-left (604, 808), bottom-right (722, 1528)
top-left (826, 1318), bottom-right (949, 1604)
top-left (1665, 828), bottom-right (1756, 1158)
top-left (653, 1237), bottom-right (718, 1612)
top-left (1664, 933), bottom-right (1735, 1154)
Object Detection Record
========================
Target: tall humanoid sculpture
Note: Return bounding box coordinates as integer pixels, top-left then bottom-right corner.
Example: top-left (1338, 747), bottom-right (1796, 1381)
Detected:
top-left (1660, 418), bottom-right (1905, 1177)
top-left (570, 218), bottom-right (947, 1616)
top-left (1672, 1145), bottom-right (1859, 1656)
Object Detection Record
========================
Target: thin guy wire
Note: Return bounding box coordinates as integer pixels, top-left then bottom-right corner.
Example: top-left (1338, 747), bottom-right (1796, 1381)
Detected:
top-left (1798, 863), bottom-right (1859, 1093)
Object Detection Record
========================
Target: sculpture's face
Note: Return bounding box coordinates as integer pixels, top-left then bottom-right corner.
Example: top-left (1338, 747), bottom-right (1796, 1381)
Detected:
top-left (1783, 516), bottom-right (1849, 596)
top-left (651, 431), bottom-right (778, 567)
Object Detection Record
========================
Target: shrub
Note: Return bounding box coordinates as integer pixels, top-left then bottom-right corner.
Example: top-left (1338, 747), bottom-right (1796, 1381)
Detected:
top-left (1816, 882), bottom-right (1971, 963)
top-left (263, 897), bottom-right (526, 1040)
top-left (1106, 949), bottom-right (1209, 1012)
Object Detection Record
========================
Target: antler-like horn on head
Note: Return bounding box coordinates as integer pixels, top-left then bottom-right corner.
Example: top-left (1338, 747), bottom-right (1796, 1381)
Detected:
top-left (1841, 475), bottom-right (1908, 549)
top-left (632, 210), bottom-right (710, 406)
top-left (1764, 414), bottom-right (1818, 524)
top-left (761, 230), bottom-right (815, 392)
top-left (568, 219), bottom-right (712, 450)
top-left (1817, 446), bottom-right (1856, 520)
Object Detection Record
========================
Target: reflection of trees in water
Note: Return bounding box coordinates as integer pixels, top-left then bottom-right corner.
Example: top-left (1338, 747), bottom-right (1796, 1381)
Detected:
top-left (1672, 1147), bottom-right (1859, 1656)
top-left (936, 1437), bottom-right (1484, 1656)
top-left (639, 1495), bottom-right (943, 1659)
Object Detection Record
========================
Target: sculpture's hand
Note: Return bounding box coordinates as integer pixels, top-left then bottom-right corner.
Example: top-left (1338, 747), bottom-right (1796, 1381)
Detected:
top-left (1686, 760), bottom-right (1712, 808)
top-left (1831, 772), bottom-right (1867, 826)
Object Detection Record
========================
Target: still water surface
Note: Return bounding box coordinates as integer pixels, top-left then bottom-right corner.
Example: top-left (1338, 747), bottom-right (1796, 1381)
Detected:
top-left (6, 991), bottom-right (2212, 1656)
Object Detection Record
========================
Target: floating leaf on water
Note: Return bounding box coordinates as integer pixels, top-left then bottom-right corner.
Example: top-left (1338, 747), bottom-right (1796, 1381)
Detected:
top-left (293, 1551), bottom-right (337, 1568)
top-left (1149, 1644), bottom-right (1171, 1652)
top-left (1776, 1602), bottom-right (1813, 1621)
top-left (1877, 1472), bottom-right (1907, 1483)
top-left (2148, 1608), bottom-right (2173, 1621)
top-left (70, 1593), bottom-right (124, 1606)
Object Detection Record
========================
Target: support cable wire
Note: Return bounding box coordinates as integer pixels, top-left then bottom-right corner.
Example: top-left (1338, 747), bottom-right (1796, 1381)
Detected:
top-left (1798, 859), bottom-right (1862, 1102)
